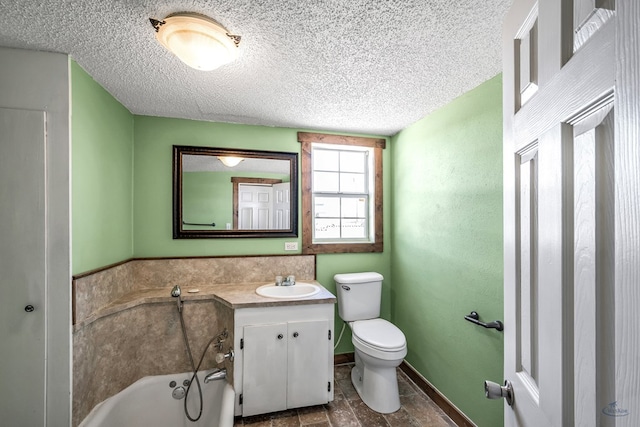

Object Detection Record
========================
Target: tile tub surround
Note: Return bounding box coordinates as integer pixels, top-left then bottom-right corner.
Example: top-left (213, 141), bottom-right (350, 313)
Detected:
top-left (73, 298), bottom-right (234, 426)
top-left (133, 256), bottom-right (316, 291)
top-left (72, 260), bottom-right (135, 327)
top-left (72, 255), bottom-right (319, 426)
top-left (73, 255), bottom-right (317, 327)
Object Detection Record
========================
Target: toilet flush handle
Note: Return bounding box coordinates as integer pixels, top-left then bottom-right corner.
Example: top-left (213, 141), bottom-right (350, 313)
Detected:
top-left (341, 285), bottom-right (350, 291)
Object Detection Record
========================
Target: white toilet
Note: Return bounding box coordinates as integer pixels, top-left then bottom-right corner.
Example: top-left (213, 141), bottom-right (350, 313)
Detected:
top-left (334, 272), bottom-right (407, 414)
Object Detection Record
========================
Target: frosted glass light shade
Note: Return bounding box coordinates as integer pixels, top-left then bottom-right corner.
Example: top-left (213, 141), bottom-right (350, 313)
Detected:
top-left (218, 156), bottom-right (244, 167)
top-left (155, 13), bottom-right (239, 71)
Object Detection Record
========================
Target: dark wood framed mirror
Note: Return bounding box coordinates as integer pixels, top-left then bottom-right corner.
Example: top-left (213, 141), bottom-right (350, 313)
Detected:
top-left (173, 145), bottom-right (298, 238)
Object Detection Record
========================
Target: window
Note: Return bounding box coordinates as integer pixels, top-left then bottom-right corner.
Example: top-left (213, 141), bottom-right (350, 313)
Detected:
top-left (298, 132), bottom-right (385, 254)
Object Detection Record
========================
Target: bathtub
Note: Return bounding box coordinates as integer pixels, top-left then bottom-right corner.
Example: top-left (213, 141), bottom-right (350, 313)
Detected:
top-left (79, 370), bottom-right (235, 427)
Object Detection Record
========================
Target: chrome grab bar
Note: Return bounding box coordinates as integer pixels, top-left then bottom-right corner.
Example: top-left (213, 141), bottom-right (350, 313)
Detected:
top-left (464, 311), bottom-right (503, 331)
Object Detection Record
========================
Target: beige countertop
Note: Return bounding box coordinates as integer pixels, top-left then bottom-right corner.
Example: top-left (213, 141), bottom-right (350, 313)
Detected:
top-left (206, 281), bottom-right (336, 308)
top-left (75, 281), bottom-right (336, 330)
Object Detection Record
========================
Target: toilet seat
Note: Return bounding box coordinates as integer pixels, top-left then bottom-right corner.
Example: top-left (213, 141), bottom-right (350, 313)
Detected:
top-left (351, 319), bottom-right (406, 353)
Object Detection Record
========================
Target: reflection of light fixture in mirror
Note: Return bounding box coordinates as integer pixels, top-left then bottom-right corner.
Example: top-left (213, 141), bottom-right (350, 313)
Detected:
top-left (149, 13), bottom-right (241, 71)
top-left (218, 156), bottom-right (244, 167)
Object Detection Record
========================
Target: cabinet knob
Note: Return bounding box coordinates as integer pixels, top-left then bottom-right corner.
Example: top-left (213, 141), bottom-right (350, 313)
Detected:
top-left (293, 332), bottom-right (299, 338)
top-left (277, 334), bottom-right (284, 340)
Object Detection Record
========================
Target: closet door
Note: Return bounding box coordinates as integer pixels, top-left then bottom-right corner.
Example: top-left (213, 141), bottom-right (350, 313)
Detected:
top-left (0, 108), bottom-right (47, 425)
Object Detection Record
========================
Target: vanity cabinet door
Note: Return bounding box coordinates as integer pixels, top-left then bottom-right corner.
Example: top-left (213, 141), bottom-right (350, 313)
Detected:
top-left (287, 320), bottom-right (330, 409)
top-left (242, 323), bottom-right (288, 416)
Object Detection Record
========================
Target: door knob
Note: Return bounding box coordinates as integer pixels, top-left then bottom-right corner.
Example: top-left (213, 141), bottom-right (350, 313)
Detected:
top-left (484, 380), bottom-right (514, 406)
top-left (24, 305), bottom-right (35, 312)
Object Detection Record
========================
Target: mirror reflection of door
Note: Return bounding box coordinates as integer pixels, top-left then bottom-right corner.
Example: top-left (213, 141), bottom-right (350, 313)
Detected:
top-left (238, 184), bottom-right (272, 229)
top-left (273, 182), bottom-right (290, 229)
top-left (233, 178), bottom-right (290, 230)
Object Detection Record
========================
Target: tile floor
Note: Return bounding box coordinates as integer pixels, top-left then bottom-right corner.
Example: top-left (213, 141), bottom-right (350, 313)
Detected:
top-left (234, 363), bottom-right (457, 427)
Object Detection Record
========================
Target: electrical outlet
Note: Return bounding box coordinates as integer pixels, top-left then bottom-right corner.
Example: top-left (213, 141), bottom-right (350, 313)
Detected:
top-left (284, 241), bottom-right (298, 251)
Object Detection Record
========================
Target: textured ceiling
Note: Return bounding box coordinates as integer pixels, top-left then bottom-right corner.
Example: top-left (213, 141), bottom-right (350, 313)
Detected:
top-left (0, 0), bottom-right (511, 136)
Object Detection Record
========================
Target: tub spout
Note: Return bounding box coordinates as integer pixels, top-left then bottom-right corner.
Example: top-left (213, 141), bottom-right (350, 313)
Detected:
top-left (204, 368), bottom-right (227, 384)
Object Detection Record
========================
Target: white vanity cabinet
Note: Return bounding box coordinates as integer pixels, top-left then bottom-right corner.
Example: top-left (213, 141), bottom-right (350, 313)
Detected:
top-left (233, 303), bottom-right (334, 417)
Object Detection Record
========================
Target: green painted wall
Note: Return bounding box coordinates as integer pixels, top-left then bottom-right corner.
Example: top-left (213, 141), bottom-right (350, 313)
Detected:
top-left (390, 75), bottom-right (504, 427)
top-left (182, 172), bottom-right (227, 229)
top-left (133, 116), bottom-right (392, 351)
top-left (71, 62), bottom-right (134, 274)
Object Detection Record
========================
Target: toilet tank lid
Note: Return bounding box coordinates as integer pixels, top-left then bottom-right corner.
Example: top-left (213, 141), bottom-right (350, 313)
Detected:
top-left (334, 272), bottom-right (383, 284)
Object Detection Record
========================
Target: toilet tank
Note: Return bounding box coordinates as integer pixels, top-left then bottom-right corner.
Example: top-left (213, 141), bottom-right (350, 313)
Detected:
top-left (334, 272), bottom-right (384, 321)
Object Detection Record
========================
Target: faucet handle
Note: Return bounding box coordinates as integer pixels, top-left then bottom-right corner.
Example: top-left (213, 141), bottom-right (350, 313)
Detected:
top-left (215, 348), bottom-right (235, 363)
top-left (287, 275), bottom-right (296, 285)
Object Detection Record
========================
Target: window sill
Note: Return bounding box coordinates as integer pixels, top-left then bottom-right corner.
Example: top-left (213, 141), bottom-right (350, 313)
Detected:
top-left (302, 241), bottom-right (383, 254)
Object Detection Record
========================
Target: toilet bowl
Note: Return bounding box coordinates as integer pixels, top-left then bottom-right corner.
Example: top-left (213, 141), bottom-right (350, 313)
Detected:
top-left (334, 272), bottom-right (407, 414)
top-left (349, 319), bottom-right (407, 413)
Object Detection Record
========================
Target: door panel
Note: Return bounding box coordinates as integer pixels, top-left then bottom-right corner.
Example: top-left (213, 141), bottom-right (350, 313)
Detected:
top-left (572, 108), bottom-right (616, 427)
top-left (573, 1), bottom-right (615, 52)
top-left (238, 184), bottom-right (273, 230)
top-left (272, 182), bottom-right (290, 229)
top-left (517, 149), bottom-right (538, 392)
top-left (502, 0), bottom-right (633, 426)
top-left (0, 108), bottom-right (47, 425)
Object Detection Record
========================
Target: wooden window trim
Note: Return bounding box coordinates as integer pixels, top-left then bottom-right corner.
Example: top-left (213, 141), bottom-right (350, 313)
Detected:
top-left (298, 132), bottom-right (385, 254)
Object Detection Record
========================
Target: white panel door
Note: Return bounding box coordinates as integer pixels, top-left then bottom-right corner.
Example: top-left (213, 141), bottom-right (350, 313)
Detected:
top-left (503, 1), bottom-right (639, 426)
top-left (0, 108), bottom-right (47, 425)
top-left (272, 182), bottom-right (290, 230)
top-left (242, 323), bottom-right (288, 416)
top-left (287, 320), bottom-right (329, 409)
top-left (238, 184), bottom-right (273, 230)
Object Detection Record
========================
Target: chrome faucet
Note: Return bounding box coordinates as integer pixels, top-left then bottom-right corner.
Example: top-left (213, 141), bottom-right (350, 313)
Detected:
top-left (281, 275), bottom-right (296, 286)
top-left (204, 368), bottom-right (227, 384)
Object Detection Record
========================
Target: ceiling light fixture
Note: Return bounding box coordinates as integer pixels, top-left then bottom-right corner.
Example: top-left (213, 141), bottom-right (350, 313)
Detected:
top-left (149, 13), bottom-right (241, 71)
top-left (218, 156), bottom-right (244, 167)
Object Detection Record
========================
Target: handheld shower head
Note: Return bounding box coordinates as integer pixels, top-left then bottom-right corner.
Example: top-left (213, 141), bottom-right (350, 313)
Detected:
top-left (171, 285), bottom-right (181, 298)
top-left (171, 285), bottom-right (183, 312)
